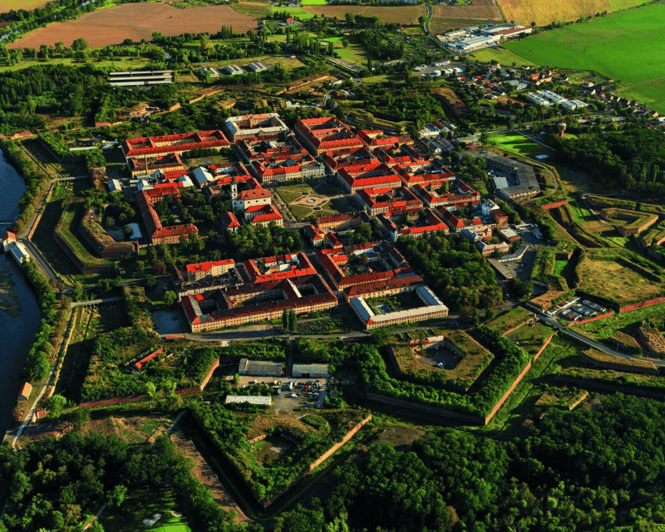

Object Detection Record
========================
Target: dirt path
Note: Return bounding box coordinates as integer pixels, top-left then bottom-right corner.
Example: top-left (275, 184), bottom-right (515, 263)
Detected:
top-left (170, 427), bottom-right (250, 523)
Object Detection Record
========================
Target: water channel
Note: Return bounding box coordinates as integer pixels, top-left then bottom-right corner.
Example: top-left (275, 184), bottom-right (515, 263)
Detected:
top-left (0, 148), bottom-right (41, 439)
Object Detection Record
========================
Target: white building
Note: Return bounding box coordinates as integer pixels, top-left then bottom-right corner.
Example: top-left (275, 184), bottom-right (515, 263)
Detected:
top-left (225, 395), bottom-right (272, 406)
top-left (225, 64), bottom-right (244, 76)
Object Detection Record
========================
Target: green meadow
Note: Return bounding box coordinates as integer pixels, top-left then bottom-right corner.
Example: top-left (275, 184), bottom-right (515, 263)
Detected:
top-left (504, 4), bottom-right (665, 112)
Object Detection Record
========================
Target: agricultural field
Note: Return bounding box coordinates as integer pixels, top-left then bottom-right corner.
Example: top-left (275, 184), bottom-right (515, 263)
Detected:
top-left (9, 2), bottom-right (258, 49)
top-left (504, 4), bottom-right (665, 112)
top-left (232, 0), bottom-right (272, 17)
top-left (271, 5), bottom-right (316, 19)
top-left (0, 0), bottom-right (47, 13)
top-left (489, 132), bottom-right (556, 159)
top-left (303, 4), bottom-right (426, 24)
top-left (430, 0), bottom-right (501, 24)
top-left (301, 0), bottom-right (327, 5)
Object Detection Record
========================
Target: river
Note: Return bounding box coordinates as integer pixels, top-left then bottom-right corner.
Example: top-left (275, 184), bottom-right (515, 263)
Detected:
top-left (0, 148), bottom-right (41, 440)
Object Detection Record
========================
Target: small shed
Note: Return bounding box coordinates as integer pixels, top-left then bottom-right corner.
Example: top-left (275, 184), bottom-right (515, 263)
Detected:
top-left (18, 382), bottom-right (32, 401)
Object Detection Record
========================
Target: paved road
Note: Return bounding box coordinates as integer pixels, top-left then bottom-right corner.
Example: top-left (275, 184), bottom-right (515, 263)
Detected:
top-left (536, 311), bottom-right (665, 367)
top-left (19, 238), bottom-right (61, 281)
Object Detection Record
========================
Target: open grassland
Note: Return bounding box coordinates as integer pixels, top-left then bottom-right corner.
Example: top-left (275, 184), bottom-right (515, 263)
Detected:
top-left (9, 2), bottom-right (257, 49)
top-left (470, 47), bottom-right (537, 67)
top-left (272, 5), bottom-right (316, 19)
top-left (577, 255), bottom-right (665, 305)
top-left (486, 307), bottom-right (532, 334)
top-left (303, 4), bottom-right (426, 24)
top-left (489, 131), bottom-right (556, 158)
top-left (504, 4), bottom-right (665, 112)
top-left (0, 0), bottom-right (47, 13)
top-left (577, 302), bottom-right (665, 339)
top-left (301, 0), bottom-right (327, 5)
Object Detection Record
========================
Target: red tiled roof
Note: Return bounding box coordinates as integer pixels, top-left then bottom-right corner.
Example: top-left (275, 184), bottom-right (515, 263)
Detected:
top-left (135, 347), bottom-right (164, 371)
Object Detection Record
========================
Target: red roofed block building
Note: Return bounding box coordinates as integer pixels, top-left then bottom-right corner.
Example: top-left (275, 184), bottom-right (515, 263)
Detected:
top-left (343, 274), bottom-right (424, 301)
top-left (136, 186), bottom-right (199, 244)
top-left (185, 259), bottom-right (235, 282)
top-left (357, 129), bottom-right (414, 149)
top-left (357, 186), bottom-right (423, 216)
top-left (134, 347), bottom-right (164, 372)
top-left (243, 252), bottom-right (316, 283)
top-left (337, 165), bottom-right (403, 194)
top-left (245, 204), bottom-right (283, 228)
top-left (237, 136), bottom-right (309, 164)
top-left (378, 208), bottom-right (449, 240)
top-left (321, 147), bottom-right (377, 173)
top-left (128, 153), bottom-right (187, 178)
top-left (122, 130), bottom-right (230, 159)
top-left (230, 177), bottom-right (272, 212)
top-left (316, 243), bottom-right (414, 290)
top-left (316, 213), bottom-right (365, 232)
top-left (252, 153), bottom-right (325, 184)
top-left (294, 117), bottom-right (364, 156)
top-left (220, 211), bottom-right (241, 233)
top-left (394, 162), bottom-right (456, 188)
top-left (413, 179), bottom-right (481, 209)
top-left (181, 274), bottom-right (337, 332)
top-left (224, 113), bottom-right (290, 142)
top-left (304, 225), bottom-right (326, 247)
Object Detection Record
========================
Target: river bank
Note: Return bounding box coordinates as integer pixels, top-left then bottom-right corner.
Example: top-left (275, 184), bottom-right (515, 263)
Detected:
top-left (0, 149), bottom-right (41, 440)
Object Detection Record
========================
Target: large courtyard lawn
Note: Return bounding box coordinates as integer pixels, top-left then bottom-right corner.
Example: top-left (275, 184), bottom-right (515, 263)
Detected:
top-left (504, 4), bottom-right (665, 112)
top-left (470, 47), bottom-right (536, 67)
top-left (489, 132), bottom-right (556, 158)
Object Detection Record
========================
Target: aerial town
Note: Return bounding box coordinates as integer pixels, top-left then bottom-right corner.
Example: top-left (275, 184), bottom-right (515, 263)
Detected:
top-left (2, 0), bottom-right (665, 530)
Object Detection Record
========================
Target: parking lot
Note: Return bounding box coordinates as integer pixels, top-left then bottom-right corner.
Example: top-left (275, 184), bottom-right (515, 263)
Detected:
top-left (234, 376), bottom-right (329, 414)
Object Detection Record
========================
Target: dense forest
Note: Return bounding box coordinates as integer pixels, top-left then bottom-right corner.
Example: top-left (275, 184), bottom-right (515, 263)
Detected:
top-left (0, 431), bottom-right (244, 532)
top-left (276, 394), bottom-right (665, 531)
top-left (554, 125), bottom-right (665, 197)
top-left (398, 234), bottom-right (503, 312)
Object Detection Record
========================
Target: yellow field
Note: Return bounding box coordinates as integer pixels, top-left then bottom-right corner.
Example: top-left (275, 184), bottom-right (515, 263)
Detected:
top-left (497, 0), bottom-right (651, 26)
top-left (0, 0), bottom-right (46, 13)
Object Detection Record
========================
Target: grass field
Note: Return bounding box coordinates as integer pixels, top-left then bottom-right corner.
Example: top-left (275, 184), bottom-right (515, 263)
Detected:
top-left (489, 132), bottom-right (556, 158)
top-left (303, 4), bottom-right (425, 24)
top-left (301, 0), bottom-right (327, 5)
top-left (504, 4), bottom-right (665, 112)
top-left (577, 302), bottom-right (665, 339)
top-left (470, 47), bottom-right (536, 67)
top-left (486, 307), bottom-right (532, 334)
top-left (577, 254), bottom-right (664, 305)
top-left (273, 5), bottom-right (316, 19)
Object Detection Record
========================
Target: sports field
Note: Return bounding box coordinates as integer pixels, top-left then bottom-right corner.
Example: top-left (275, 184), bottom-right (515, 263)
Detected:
top-left (489, 132), bottom-right (555, 158)
top-left (504, 4), bottom-right (665, 112)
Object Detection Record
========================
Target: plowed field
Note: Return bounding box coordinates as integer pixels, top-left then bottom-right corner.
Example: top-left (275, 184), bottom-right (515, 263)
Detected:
top-left (9, 2), bottom-right (257, 49)
top-left (303, 4), bottom-right (426, 24)
top-left (430, 0), bottom-right (502, 34)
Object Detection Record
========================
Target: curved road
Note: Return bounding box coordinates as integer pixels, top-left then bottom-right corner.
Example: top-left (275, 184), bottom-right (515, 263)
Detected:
top-left (536, 311), bottom-right (665, 367)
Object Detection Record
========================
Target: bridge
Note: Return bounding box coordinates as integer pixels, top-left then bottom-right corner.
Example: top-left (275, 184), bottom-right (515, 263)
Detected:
top-left (72, 296), bottom-right (124, 308)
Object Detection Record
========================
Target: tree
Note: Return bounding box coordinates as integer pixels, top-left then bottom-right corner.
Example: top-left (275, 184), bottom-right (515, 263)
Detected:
top-left (145, 382), bottom-right (157, 410)
top-left (106, 485), bottom-right (127, 508)
top-left (163, 290), bottom-right (177, 306)
top-left (72, 37), bottom-right (88, 51)
top-left (45, 394), bottom-right (67, 417)
top-left (145, 276), bottom-right (158, 289)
